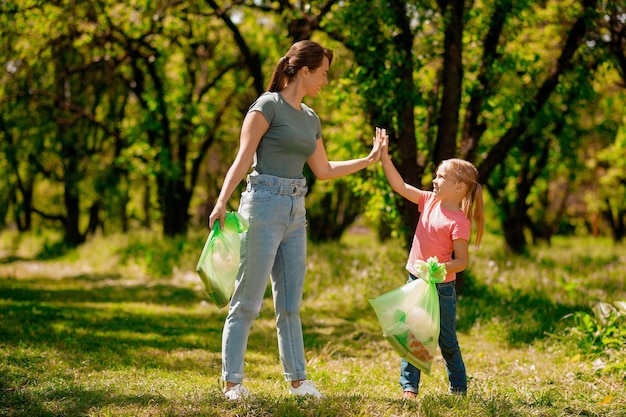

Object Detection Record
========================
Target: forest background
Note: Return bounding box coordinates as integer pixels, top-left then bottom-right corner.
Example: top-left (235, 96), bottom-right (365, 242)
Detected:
top-left (1, 0), bottom-right (626, 253)
top-left (1, 1), bottom-right (626, 416)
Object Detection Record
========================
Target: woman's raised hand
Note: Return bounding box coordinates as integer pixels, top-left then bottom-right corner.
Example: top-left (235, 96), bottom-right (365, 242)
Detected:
top-left (376, 127), bottom-right (389, 160)
top-left (367, 126), bottom-right (387, 162)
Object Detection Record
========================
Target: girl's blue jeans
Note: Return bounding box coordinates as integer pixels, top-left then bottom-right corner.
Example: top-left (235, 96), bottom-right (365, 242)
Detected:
top-left (222, 173), bottom-right (308, 384)
top-left (399, 275), bottom-right (467, 394)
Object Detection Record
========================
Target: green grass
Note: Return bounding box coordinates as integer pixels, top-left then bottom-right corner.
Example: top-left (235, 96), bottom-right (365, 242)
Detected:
top-left (0, 229), bottom-right (624, 416)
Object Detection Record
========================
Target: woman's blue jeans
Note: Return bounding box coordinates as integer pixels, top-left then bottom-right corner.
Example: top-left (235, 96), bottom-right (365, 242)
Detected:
top-left (399, 275), bottom-right (467, 393)
top-left (222, 174), bottom-right (308, 384)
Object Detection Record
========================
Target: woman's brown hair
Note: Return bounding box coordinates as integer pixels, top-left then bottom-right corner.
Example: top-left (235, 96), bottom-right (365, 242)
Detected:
top-left (267, 40), bottom-right (334, 92)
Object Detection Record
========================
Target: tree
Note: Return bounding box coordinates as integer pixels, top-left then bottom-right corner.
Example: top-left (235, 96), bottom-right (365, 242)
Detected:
top-left (102, 0), bottom-right (260, 236)
top-left (2, 0), bottom-right (623, 252)
top-left (0, 1), bottom-right (124, 245)
top-left (218, 0), bottom-right (614, 253)
top-left (321, 0), bottom-right (602, 253)
top-left (0, 0), bottom-right (266, 241)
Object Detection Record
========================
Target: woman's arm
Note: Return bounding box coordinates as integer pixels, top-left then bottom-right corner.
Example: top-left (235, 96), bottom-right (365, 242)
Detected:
top-left (208, 111), bottom-right (268, 229)
top-left (307, 127), bottom-right (384, 180)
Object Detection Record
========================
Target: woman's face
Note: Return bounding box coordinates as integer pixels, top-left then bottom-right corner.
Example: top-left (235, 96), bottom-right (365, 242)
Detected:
top-left (303, 57), bottom-right (329, 98)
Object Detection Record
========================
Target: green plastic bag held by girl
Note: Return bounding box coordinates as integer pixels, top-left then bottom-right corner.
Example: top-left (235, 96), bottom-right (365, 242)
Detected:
top-left (196, 212), bottom-right (249, 308)
top-left (369, 257), bottom-right (446, 374)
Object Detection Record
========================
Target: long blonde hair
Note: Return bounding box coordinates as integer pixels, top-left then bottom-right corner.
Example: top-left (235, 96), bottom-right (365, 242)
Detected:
top-left (439, 158), bottom-right (485, 248)
top-left (267, 40), bottom-right (334, 92)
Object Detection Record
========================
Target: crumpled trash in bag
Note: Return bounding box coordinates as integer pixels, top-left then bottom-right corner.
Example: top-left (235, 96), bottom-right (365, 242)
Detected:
top-left (369, 257), bottom-right (446, 374)
top-left (196, 212), bottom-right (248, 308)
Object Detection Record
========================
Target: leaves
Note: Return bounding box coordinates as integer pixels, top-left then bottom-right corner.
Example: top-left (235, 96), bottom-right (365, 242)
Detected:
top-left (557, 300), bottom-right (626, 374)
top-left (0, 0), bottom-right (625, 248)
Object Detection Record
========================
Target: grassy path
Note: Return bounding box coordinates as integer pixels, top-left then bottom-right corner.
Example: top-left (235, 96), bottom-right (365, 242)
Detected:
top-left (0, 231), bottom-right (624, 416)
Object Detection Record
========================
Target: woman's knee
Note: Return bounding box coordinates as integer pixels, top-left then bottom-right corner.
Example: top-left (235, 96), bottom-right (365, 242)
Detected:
top-left (231, 299), bottom-right (263, 322)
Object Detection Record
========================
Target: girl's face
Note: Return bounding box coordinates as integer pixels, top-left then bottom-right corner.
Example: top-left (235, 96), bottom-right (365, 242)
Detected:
top-left (432, 165), bottom-right (459, 199)
top-left (303, 57), bottom-right (329, 97)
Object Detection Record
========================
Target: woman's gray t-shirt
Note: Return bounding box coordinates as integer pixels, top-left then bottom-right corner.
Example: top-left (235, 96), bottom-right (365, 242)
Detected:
top-left (248, 92), bottom-right (321, 179)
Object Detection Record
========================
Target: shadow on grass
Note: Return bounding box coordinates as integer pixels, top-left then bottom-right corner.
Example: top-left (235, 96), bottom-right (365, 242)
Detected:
top-left (299, 271), bottom-right (587, 354)
top-left (0, 380), bottom-right (168, 417)
top-left (0, 269), bottom-right (227, 375)
top-left (456, 271), bottom-right (589, 346)
top-left (0, 255), bottom-right (29, 264)
top-left (0, 265), bottom-right (585, 360)
top-left (0, 273), bottom-right (200, 306)
top-left (0, 270), bottom-right (267, 416)
top-left (0, 302), bottom-right (226, 385)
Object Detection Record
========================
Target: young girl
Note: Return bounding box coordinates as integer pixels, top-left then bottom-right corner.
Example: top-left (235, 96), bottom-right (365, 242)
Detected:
top-left (379, 128), bottom-right (484, 397)
top-left (209, 41), bottom-right (384, 400)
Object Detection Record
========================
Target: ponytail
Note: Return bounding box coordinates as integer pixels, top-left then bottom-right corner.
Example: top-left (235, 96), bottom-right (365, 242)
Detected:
top-left (266, 40), bottom-right (333, 92)
top-left (267, 56), bottom-right (290, 92)
top-left (472, 183), bottom-right (484, 249)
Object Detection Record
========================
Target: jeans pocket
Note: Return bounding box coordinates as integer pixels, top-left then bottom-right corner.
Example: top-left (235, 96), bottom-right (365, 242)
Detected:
top-left (249, 189), bottom-right (276, 202)
top-left (437, 282), bottom-right (456, 299)
top-left (239, 190), bottom-right (276, 221)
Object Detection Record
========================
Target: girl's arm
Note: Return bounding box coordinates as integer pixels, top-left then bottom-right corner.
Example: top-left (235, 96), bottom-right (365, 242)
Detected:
top-left (208, 111), bottom-right (268, 229)
top-left (444, 239), bottom-right (469, 274)
top-left (380, 131), bottom-right (425, 205)
top-left (307, 127), bottom-right (384, 180)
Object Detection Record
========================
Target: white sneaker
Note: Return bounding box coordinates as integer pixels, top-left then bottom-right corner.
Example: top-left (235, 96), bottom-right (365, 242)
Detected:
top-left (223, 384), bottom-right (250, 400)
top-left (289, 380), bottom-right (323, 398)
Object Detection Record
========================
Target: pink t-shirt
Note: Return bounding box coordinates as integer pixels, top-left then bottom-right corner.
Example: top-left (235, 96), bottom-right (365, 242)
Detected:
top-left (406, 192), bottom-right (471, 283)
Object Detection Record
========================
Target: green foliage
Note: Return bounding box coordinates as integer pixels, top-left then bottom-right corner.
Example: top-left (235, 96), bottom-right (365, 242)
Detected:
top-left (588, 103), bottom-right (626, 240)
top-left (554, 301), bottom-right (626, 375)
top-left (1, 0), bottom-right (625, 252)
top-left (117, 232), bottom-right (205, 278)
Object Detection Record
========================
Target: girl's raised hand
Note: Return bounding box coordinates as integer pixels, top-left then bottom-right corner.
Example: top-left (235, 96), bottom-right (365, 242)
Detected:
top-left (377, 127), bottom-right (389, 160)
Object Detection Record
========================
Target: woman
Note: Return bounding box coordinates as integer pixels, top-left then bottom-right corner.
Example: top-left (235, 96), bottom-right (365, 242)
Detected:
top-left (209, 40), bottom-right (385, 400)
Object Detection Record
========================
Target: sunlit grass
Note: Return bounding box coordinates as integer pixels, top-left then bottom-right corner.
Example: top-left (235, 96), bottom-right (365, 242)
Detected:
top-left (0, 229), bottom-right (624, 416)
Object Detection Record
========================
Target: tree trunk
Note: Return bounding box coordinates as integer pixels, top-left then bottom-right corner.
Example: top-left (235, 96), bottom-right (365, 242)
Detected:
top-left (159, 175), bottom-right (190, 237)
top-left (395, 108), bottom-right (420, 248)
top-left (63, 136), bottom-right (85, 246)
top-left (434, 0), bottom-right (465, 165)
top-left (461, 1), bottom-right (510, 162)
top-left (388, 0), bottom-right (421, 247)
top-left (502, 214), bottom-right (528, 254)
top-left (603, 200), bottom-right (626, 243)
top-left (142, 181), bottom-right (151, 229)
top-left (15, 180), bottom-right (34, 232)
top-left (308, 182), bottom-right (362, 242)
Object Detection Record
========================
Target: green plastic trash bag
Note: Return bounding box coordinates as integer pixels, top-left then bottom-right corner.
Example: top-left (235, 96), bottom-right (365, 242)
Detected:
top-left (196, 212), bottom-right (249, 308)
top-left (369, 257), bottom-right (446, 374)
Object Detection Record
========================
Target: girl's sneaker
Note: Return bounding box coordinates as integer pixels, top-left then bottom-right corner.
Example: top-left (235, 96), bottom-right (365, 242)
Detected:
top-left (224, 384), bottom-right (250, 400)
top-left (403, 390), bottom-right (418, 398)
top-left (289, 380), bottom-right (323, 398)
top-left (449, 386), bottom-right (467, 396)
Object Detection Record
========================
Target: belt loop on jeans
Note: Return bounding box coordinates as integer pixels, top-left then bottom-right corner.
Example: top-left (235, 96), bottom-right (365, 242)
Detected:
top-left (246, 174), bottom-right (307, 196)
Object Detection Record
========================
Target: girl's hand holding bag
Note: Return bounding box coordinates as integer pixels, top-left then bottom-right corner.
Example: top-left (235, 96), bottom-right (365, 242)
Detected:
top-left (196, 212), bottom-right (248, 308)
top-left (369, 257), bottom-right (446, 374)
